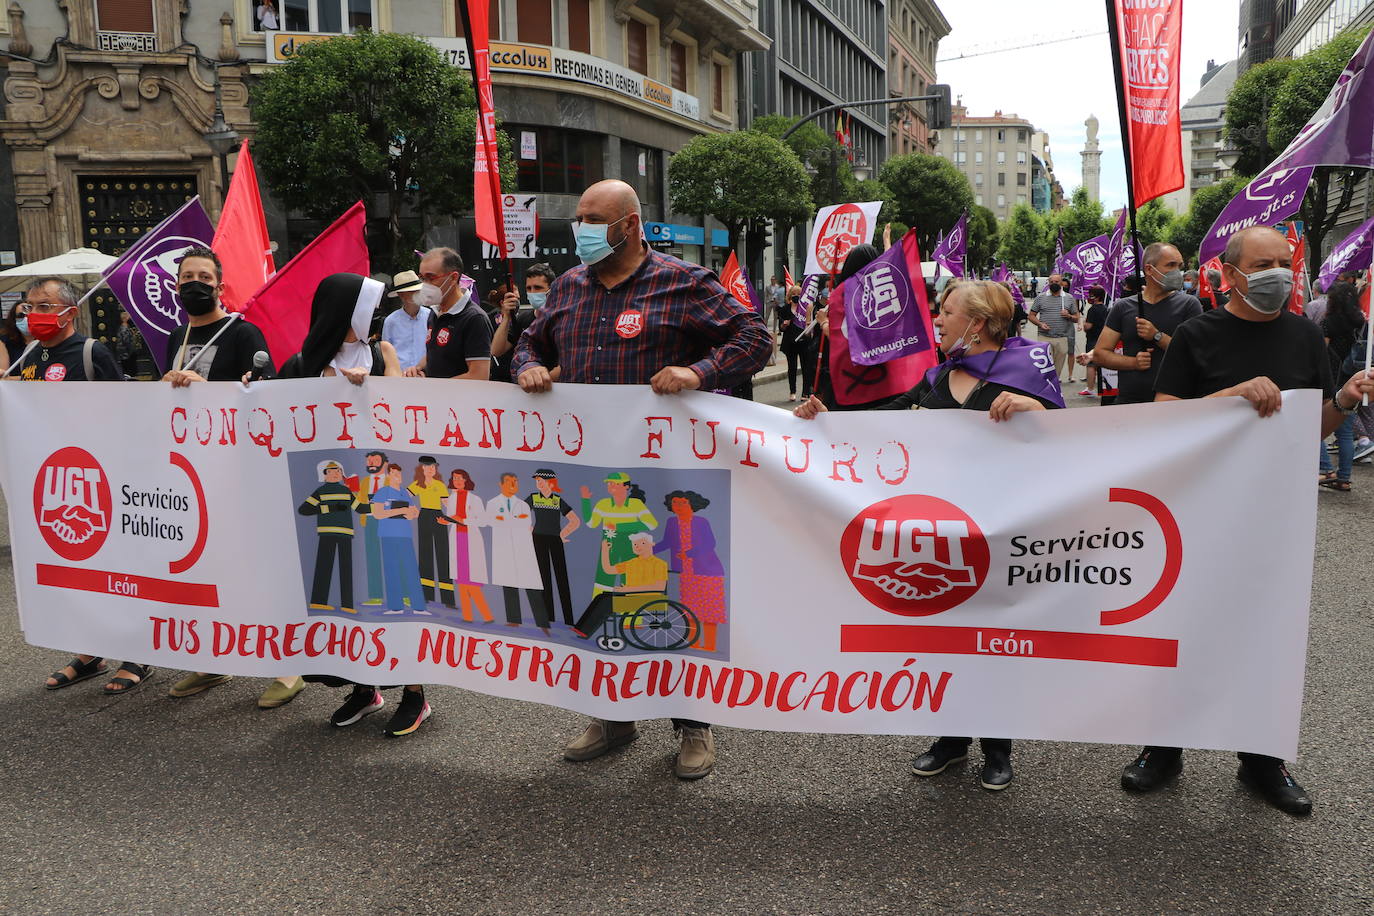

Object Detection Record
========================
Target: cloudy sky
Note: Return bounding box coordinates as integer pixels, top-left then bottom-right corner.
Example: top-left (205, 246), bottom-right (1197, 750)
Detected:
top-left (935, 0), bottom-right (1241, 211)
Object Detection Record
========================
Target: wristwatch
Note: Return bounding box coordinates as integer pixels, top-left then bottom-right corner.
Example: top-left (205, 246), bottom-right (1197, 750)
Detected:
top-left (1152, 330), bottom-right (1163, 343)
top-left (1334, 390), bottom-right (1357, 413)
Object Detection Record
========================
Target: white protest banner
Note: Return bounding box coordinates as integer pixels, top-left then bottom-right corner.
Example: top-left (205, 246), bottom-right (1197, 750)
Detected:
top-left (482, 194), bottom-right (538, 260)
top-left (0, 381), bottom-right (1317, 759)
top-left (803, 201), bottom-right (884, 277)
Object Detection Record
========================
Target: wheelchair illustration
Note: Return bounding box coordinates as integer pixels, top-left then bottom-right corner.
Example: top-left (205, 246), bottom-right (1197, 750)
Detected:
top-left (573, 589), bottom-right (701, 652)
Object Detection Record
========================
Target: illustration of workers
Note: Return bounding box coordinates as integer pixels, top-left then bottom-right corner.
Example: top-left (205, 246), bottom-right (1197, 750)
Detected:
top-left (408, 456), bottom-right (456, 608)
top-left (297, 459), bottom-right (369, 613)
top-left (443, 468), bottom-right (494, 624)
top-left (601, 531), bottom-right (669, 592)
top-left (487, 471), bottom-right (550, 634)
top-left (368, 462), bottom-right (429, 616)
top-left (528, 469), bottom-right (580, 626)
top-left (580, 471), bottom-right (657, 596)
top-left (355, 450), bottom-right (389, 606)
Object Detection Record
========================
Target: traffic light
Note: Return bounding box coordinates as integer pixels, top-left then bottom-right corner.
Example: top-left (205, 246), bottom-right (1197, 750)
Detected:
top-left (929, 84), bottom-right (952, 130)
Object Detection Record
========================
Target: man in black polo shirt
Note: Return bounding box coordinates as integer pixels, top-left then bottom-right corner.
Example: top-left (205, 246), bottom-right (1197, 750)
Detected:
top-left (1119, 226), bottom-right (1374, 816)
top-left (406, 247), bottom-right (492, 380)
top-left (7, 278), bottom-right (155, 697)
top-left (1092, 242), bottom-right (1202, 405)
top-left (7, 277), bottom-right (120, 383)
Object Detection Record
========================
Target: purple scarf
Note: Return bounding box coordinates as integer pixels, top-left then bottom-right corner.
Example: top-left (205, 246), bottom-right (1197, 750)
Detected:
top-left (924, 336), bottom-right (1065, 408)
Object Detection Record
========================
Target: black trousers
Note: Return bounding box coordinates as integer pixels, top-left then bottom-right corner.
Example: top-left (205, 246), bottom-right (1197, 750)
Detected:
top-left (798, 344), bottom-right (817, 397)
top-left (940, 736), bottom-right (1012, 756)
top-left (1140, 745), bottom-right (1283, 768)
top-left (311, 534), bottom-right (353, 609)
top-left (416, 508), bottom-right (455, 606)
top-left (533, 534), bottom-right (575, 625)
top-left (504, 586), bottom-right (550, 627)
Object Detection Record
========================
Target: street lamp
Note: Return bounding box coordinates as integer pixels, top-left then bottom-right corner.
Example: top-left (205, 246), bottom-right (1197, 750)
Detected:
top-left (852, 150), bottom-right (872, 183)
top-left (203, 67), bottom-right (240, 202)
top-left (1217, 142), bottom-right (1243, 171)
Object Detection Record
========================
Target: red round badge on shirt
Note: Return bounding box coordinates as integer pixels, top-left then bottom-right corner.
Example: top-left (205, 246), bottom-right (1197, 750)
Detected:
top-left (436, 328), bottom-right (451, 347)
top-left (615, 309), bottom-right (644, 339)
top-left (44, 363), bottom-right (67, 382)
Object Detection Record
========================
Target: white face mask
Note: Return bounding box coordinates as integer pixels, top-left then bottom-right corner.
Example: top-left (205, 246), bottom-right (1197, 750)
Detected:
top-left (416, 281), bottom-right (445, 308)
top-left (945, 314), bottom-right (976, 358)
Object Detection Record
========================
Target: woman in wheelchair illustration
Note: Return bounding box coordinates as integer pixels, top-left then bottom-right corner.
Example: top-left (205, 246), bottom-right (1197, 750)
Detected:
top-left (572, 531), bottom-right (700, 652)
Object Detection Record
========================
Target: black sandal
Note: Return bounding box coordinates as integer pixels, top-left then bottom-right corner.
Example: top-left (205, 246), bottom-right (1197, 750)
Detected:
top-left (1319, 477), bottom-right (1352, 492)
top-left (103, 663), bottom-right (154, 695)
top-left (45, 656), bottom-right (107, 690)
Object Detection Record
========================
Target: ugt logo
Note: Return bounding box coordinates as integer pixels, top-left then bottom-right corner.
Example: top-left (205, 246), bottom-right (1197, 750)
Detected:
top-left (32, 447), bottom-right (112, 561)
top-left (855, 263), bottom-right (909, 331)
top-left (840, 494), bottom-right (989, 615)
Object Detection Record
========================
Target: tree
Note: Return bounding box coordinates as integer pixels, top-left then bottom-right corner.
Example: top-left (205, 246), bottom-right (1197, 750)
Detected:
top-left (878, 154), bottom-right (974, 253)
top-left (251, 31), bottom-right (515, 266)
top-left (997, 203), bottom-right (1047, 271)
top-left (1224, 58), bottom-right (1297, 175)
top-left (1268, 28), bottom-right (1370, 275)
top-left (751, 114), bottom-right (854, 209)
top-left (1168, 174), bottom-right (1250, 264)
top-left (1134, 198), bottom-right (1173, 247)
top-left (967, 205), bottom-right (998, 275)
top-left (668, 130), bottom-right (812, 285)
top-left (1050, 187), bottom-right (1110, 249)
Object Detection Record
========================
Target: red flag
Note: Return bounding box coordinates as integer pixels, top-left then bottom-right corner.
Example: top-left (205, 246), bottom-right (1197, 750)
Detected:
top-left (835, 113), bottom-right (845, 146)
top-left (783, 266), bottom-right (795, 289)
top-left (241, 201), bottom-right (369, 368)
top-left (460, 0), bottom-right (508, 252)
top-left (211, 141), bottom-right (275, 313)
top-left (1111, 0), bottom-right (1184, 204)
top-left (1285, 224), bottom-right (1308, 314)
top-left (720, 251), bottom-right (763, 312)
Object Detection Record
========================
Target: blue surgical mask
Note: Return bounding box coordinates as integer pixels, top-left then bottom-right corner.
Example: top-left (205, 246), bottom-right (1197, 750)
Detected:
top-left (527, 291), bottom-right (548, 308)
top-left (16, 316), bottom-right (29, 337)
top-left (574, 215), bottom-right (629, 265)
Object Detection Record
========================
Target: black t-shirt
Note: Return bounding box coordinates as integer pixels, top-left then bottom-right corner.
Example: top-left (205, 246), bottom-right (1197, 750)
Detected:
top-left (1084, 301), bottom-right (1109, 348)
top-left (164, 315), bottom-right (274, 382)
top-left (1154, 308), bottom-right (1334, 401)
top-left (878, 367), bottom-right (1061, 412)
top-left (490, 308), bottom-right (537, 384)
top-left (426, 302), bottom-right (494, 379)
top-left (15, 333), bottom-right (121, 382)
top-left (1104, 291), bottom-right (1204, 404)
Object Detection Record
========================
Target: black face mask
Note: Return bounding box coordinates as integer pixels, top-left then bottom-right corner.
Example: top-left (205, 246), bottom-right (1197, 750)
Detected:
top-left (179, 281), bottom-right (218, 317)
top-left (1049, 283), bottom-right (1062, 294)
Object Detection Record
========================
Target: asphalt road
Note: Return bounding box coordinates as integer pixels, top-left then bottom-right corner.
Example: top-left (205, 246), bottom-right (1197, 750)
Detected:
top-left (0, 375), bottom-right (1371, 914)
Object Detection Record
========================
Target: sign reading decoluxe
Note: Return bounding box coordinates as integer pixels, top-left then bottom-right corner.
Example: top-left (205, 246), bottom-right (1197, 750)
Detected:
top-left (0, 381), bottom-right (1317, 759)
top-left (266, 34), bottom-right (701, 121)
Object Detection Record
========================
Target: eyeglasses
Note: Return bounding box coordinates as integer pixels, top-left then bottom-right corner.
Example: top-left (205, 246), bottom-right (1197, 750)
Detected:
top-left (17, 302), bottom-right (73, 315)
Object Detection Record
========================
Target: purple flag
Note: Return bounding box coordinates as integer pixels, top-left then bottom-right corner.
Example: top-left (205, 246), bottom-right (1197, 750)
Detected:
top-left (1103, 211), bottom-right (1143, 299)
top-left (796, 274), bottom-right (821, 326)
top-left (1198, 167), bottom-right (1313, 264)
top-left (845, 231), bottom-right (934, 366)
top-left (1267, 30), bottom-right (1374, 175)
top-left (931, 211), bottom-right (968, 278)
top-left (991, 262), bottom-right (1025, 307)
top-left (104, 197), bottom-right (215, 374)
top-left (924, 336), bottom-right (1065, 408)
top-left (1059, 234), bottom-right (1111, 296)
top-left (1318, 216), bottom-right (1374, 289)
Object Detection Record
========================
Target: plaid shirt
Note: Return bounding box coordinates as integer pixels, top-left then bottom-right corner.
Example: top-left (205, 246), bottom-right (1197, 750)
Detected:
top-left (510, 249), bottom-right (771, 390)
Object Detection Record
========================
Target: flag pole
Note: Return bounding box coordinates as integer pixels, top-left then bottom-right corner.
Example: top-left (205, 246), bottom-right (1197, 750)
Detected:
top-left (1104, 0), bottom-right (1145, 319)
top-left (457, 0), bottom-right (516, 293)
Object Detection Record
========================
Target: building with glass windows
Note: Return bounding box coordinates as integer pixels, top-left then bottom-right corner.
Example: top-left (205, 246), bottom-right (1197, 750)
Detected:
top-left (933, 104), bottom-right (1062, 221)
top-left (0, 0), bottom-right (769, 303)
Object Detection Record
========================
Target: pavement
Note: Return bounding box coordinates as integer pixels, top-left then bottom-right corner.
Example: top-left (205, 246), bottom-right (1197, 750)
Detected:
top-left (1, 375), bottom-right (1372, 914)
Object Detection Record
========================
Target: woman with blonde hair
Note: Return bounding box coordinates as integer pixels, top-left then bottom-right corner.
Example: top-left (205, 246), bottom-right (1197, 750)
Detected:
top-left (795, 278), bottom-right (1064, 789)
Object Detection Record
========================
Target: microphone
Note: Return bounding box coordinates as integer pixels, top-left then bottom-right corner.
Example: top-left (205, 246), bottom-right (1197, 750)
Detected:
top-left (247, 351), bottom-right (271, 383)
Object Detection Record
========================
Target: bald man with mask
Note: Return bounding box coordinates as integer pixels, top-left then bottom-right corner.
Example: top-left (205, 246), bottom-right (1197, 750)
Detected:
top-left (1118, 225), bottom-right (1374, 816)
top-left (512, 179), bottom-right (770, 780)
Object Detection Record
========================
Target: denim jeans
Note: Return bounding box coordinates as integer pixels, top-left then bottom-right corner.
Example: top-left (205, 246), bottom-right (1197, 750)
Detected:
top-left (1320, 414), bottom-right (1356, 480)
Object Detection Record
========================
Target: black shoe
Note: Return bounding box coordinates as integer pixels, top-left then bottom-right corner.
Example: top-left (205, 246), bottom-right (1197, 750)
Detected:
top-left (911, 739), bottom-right (969, 777)
top-left (383, 689), bottom-right (431, 738)
top-left (980, 751), bottom-right (1013, 791)
top-left (1237, 761), bottom-right (1312, 816)
top-left (330, 685), bottom-right (383, 727)
top-left (1121, 749), bottom-right (1182, 792)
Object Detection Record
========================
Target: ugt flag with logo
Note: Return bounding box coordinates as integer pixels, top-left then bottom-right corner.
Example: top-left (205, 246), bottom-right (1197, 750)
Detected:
top-left (845, 230), bottom-right (934, 366)
top-left (104, 197), bottom-right (215, 375)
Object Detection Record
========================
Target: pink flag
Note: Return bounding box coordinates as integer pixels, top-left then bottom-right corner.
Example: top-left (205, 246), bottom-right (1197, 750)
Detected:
top-left (212, 141), bottom-right (276, 313)
top-left (242, 201), bottom-right (368, 368)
